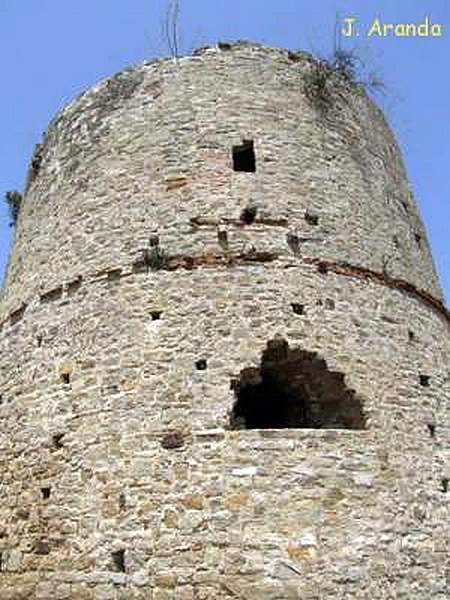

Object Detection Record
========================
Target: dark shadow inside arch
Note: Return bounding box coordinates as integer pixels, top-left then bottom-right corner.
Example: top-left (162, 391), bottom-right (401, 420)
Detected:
top-left (230, 338), bottom-right (366, 430)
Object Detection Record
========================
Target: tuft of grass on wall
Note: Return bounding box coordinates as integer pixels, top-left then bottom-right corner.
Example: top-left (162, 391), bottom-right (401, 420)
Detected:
top-left (144, 246), bottom-right (169, 271)
top-left (4, 191), bottom-right (23, 227)
top-left (303, 47), bottom-right (385, 110)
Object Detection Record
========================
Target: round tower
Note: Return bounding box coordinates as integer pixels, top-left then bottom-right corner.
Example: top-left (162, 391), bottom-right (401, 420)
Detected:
top-left (0, 42), bottom-right (448, 599)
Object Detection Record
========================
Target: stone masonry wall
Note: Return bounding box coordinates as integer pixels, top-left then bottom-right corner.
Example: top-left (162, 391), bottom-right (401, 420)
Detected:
top-left (0, 43), bottom-right (448, 599)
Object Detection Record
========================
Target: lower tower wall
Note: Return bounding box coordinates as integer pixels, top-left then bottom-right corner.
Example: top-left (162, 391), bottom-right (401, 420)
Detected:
top-left (0, 261), bottom-right (448, 599)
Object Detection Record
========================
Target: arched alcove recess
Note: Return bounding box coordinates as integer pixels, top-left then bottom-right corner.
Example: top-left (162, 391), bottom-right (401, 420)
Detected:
top-left (230, 338), bottom-right (366, 430)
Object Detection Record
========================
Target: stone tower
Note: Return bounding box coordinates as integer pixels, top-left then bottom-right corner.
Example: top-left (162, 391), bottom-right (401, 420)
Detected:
top-left (0, 42), bottom-right (449, 599)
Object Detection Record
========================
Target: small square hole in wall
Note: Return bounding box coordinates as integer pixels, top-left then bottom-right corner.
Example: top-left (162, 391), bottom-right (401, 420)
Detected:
top-left (305, 211), bottom-right (319, 226)
top-left (286, 233), bottom-right (299, 254)
top-left (196, 359), bottom-right (207, 371)
top-left (325, 298), bottom-right (335, 310)
top-left (408, 330), bottom-right (415, 342)
top-left (427, 423), bottom-right (436, 438)
top-left (414, 233), bottom-right (422, 247)
top-left (419, 375), bottom-right (430, 387)
top-left (291, 303), bottom-right (304, 316)
top-left (317, 262), bottom-right (328, 274)
top-left (149, 234), bottom-right (159, 247)
top-left (441, 478), bottom-right (449, 493)
top-left (150, 310), bottom-right (163, 321)
top-left (52, 433), bottom-right (65, 449)
top-left (217, 228), bottom-right (228, 247)
top-left (41, 487), bottom-right (51, 500)
top-left (233, 140), bottom-right (256, 172)
top-left (61, 373), bottom-right (71, 385)
top-left (112, 549), bottom-right (126, 572)
top-left (240, 206), bottom-right (257, 225)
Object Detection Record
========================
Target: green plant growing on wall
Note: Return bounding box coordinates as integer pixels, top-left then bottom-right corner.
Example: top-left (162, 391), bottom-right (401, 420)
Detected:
top-left (4, 191), bottom-right (23, 227)
top-left (143, 245), bottom-right (169, 271)
top-left (303, 58), bottom-right (335, 108)
top-left (304, 16), bottom-right (385, 110)
top-left (304, 47), bottom-right (384, 110)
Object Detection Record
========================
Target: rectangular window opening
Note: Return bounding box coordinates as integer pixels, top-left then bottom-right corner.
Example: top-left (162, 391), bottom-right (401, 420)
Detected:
top-left (233, 140), bottom-right (256, 172)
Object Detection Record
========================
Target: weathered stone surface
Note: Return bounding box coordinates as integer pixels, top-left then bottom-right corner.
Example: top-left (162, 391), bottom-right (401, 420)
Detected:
top-left (0, 42), bottom-right (448, 599)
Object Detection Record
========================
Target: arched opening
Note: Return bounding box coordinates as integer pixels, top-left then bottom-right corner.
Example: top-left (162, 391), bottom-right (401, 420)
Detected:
top-left (230, 338), bottom-right (366, 430)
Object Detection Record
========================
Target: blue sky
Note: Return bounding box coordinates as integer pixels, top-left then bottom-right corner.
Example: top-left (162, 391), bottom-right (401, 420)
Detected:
top-left (0, 0), bottom-right (448, 300)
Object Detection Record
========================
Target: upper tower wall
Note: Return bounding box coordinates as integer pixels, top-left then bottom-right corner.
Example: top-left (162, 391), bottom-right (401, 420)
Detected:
top-left (1, 42), bottom-right (443, 312)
